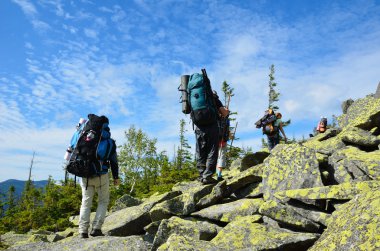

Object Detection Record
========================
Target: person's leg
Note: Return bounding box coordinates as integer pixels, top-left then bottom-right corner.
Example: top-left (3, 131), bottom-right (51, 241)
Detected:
top-left (91, 174), bottom-right (109, 234)
top-left (267, 136), bottom-right (275, 151)
top-left (195, 127), bottom-right (207, 179)
top-left (216, 141), bottom-right (227, 180)
top-left (203, 124), bottom-right (219, 180)
top-left (79, 177), bottom-right (95, 235)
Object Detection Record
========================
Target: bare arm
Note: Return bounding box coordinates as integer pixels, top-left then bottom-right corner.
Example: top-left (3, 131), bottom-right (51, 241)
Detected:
top-left (219, 107), bottom-right (229, 118)
top-left (279, 123), bottom-right (287, 142)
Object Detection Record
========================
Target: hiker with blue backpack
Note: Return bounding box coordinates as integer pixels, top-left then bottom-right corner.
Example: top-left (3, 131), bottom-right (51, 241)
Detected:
top-left (180, 69), bottom-right (229, 184)
top-left (65, 114), bottom-right (119, 239)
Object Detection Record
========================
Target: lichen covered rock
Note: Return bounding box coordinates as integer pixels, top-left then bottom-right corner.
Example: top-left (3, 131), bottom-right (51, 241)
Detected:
top-left (258, 200), bottom-right (320, 232)
top-left (5, 235), bottom-right (149, 251)
top-left (309, 188), bottom-right (380, 251)
top-left (226, 164), bottom-right (262, 192)
top-left (262, 144), bottom-right (323, 203)
top-left (329, 146), bottom-right (380, 182)
top-left (274, 180), bottom-right (380, 202)
top-left (102, 191), bottom-right (180, 236)
top-left (152, 216), bottom-right (220, 251)
top-left (149, 185), bottom-right (214, 221)
top-left (211, 216), bottom-right (319, 250)
top-left (191, 198), bottom-right (264, 223)
top-left (157, 234), bottom-right (221, 251)
top-left (338, 95), bottom-right (380, 129)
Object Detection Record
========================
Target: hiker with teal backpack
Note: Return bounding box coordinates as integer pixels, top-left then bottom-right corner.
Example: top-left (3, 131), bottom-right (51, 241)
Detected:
top-left (180, 69), bottom-right (229, 184)
top-left (65, 114), bottom-right (120, 238)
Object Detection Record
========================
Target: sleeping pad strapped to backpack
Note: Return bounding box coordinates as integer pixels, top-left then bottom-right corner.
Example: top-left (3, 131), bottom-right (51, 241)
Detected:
top-left (187, 69), bottom-right (218, 126)
top-left (66, 114), bottom-right (114, 178)
top-left (255, 109), bottom-right (279, 136)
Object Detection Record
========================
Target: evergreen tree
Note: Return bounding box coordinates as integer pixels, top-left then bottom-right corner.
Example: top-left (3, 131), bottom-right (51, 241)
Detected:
top-left (176, 119), bottom-right (192, 170)
top-left (221, 81), bottom-right (242, 166)
top-left (268, 64), bottom-right (280, 111)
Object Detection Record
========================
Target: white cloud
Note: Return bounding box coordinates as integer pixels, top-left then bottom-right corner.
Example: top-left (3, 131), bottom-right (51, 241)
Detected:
top-left (84, 28), bottom-right (98, 39)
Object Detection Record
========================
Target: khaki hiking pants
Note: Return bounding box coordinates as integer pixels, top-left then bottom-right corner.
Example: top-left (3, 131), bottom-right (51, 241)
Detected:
top-left (79, 173), bottom-right (109, 234)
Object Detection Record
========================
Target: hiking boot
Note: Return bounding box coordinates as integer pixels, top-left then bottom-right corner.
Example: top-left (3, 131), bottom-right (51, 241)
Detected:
top-left (217, 176), bottom-right (224, 182)
top-left (80, 233), bottom-right (89, 239)
top-left (90, 229), bottom-right (104, 237)
top-left (201, 177), bottom-right (218, 185)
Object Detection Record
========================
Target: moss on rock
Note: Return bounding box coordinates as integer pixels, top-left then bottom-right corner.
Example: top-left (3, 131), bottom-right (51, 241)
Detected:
top-left (211, 216), bottom-right (318, 250)
top-left (309, 188), bottom-right (380, 250)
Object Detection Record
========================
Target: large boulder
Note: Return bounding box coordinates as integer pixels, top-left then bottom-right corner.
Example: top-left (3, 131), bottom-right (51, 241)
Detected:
top-left (309, 188), bottom-right (380, 250)
top-left (303, 128), bottom-right (345, 155)
top-left (274, 180), bottom-right (380, 203)
top-left (259, 200), bottom-right (321, 232)
top-left (157, 234), bottom-right (221, 251)
top-left (375, 82), bottom-right (380, 99)
top-left (210, 216), bottom-right (319, 250)
top-left (338, 95), bottom-right (380, 130)
top-left (195, 180), bottom-right (229, 209)
top-left (240, 151), bottom-right (269, 171)
top-left (340, 127), bottom-right (380, 148)
top-left (149, 184), bottom-right (214, 222)
top-left (262, 144), bottom-right (324, 203)
top-left (5, 236), bottom-right (149, 251)
top-left (102, 191), bottom-right (181, 236)
top-left (226, 164), bottom-right (262, 192)
top-left (341, 98), bottom-right (354, 114)
top-left (110, 194), bottom-right (142, 212)
top-left (152, 216), bottom-right (220, 251)
top-left (232, 182), bottom-right (262, 199)
top-left (329, 146), bottom-right (380, 182)
top-left (191, 198), bottom-right (264, 223)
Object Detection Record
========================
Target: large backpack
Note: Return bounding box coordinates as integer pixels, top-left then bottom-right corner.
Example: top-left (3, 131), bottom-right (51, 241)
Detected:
top-left (255, 109), bottom-right (279, 135)
top-left (317, 117), bottom-right (327, 133)
top-left (187, 69), bottom-right (218, 126)
top-left (66, 114), bottom-right (114, 178)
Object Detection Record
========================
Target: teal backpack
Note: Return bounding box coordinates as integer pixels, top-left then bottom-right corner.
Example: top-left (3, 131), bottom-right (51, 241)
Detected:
top-left (187, 69), bottom-right (218, 126)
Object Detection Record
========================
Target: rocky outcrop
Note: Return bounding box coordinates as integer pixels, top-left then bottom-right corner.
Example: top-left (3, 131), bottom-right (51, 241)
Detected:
top-left (4, 86), bottom-right (380, 251)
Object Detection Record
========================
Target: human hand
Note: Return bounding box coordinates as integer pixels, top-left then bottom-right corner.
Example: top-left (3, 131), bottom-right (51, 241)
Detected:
top-left (113, 179), bottom-right (120, 186)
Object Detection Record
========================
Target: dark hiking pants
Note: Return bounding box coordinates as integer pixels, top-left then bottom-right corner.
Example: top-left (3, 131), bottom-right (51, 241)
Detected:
top-left (195, 123), bottom-right (219, 179)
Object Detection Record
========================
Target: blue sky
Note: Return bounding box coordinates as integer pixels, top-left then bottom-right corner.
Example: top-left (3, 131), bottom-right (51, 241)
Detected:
top-left (0, 0), bottom-right (379, 182)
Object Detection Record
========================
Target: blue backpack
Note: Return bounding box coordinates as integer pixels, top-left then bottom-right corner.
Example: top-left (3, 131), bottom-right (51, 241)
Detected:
top-left (67, 114), bottom-right (114, 178)
top-left (187, 69), bottom-right (217, 126)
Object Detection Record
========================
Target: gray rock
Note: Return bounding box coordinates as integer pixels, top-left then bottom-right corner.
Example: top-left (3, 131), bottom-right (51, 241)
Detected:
top-left (192, 198), bottom-right (264, 223)
top-left (262, 144), bottom-right (324, 204)
top-left (328, 146), bottom-right (380, 182)
top-left (157, 234), bottom-right (222, 251)
top-left (309, 188), bottom-right (380, 250)
top-left (241, 151), bottom-right (269, 171)
top-left (375, 81), bottom-right (380, 99)
top-left (102, 191), bottom-right (181, 236)
top-left (341, 99), bottom-right (354, 114)
top-left (226, 164), bottom-right (262, 193)
top-left (152, 216), bottom-right (220, 251)
top-left (211, 216), bottom-right (319, 250)
top-left (5, 235), bottom-right (149, 251)
top-left (149, 184), bottom-right (215, 222)
top-left (110, 194), bottom-right (141, 212)
top-left (259, 200), bottom-right (321, 233)
top-left (196, 180), bottom-right (229, 209)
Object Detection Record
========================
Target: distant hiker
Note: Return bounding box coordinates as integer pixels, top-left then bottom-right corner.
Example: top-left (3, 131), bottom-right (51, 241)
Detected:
top-left (65, 114), bottom-right (120, 239)
top-left (186, 69), bottom-right (229, 184)
top-left (255, 109), bottom-right (287, 151)
top-left (316, 116), bottom-right (328, 133)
